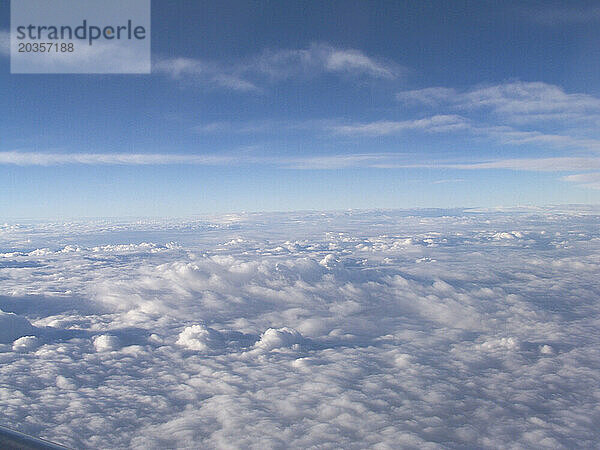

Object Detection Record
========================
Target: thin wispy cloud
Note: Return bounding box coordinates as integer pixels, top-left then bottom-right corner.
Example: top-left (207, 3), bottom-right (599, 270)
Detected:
top-left (478, 126), bottom-right (600, 151)
top-left (395, 87), bottom-right (456, 106)
top-left (279, 153), bottom-right (393, 169)
top-left (433, 178), bottom-right (465, 184)
top-left (153, 57), bottom-right (261, 92)
top-left (154, 43), bottom-right (400, 92)
top-left (0, 151), bottom-right (236, 166)
top-left (0, 150), bottom-right (394, 170)
top-left (329, 115), bottom-right (468, 136)
top-left (449, 157), bottom-right (600, 172)
top-left (562, 172), bottom-right (600, 190)
top-left (397, 81), bottom-right (600, 124)
top-left (191, 119), bottom-right (319, 134)
top-left (252, 43), bottom-right (399, 80)
top-left (192, 118), bottom-right (351, 136)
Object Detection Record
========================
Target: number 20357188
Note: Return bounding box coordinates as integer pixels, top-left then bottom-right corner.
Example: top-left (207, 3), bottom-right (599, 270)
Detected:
top-left (18, 42), bottom-right (74, 52)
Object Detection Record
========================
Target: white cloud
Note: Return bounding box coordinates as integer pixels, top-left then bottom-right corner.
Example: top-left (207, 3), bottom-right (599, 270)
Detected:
top-left (56, 375), bottom-right (78, 390)
top-left (0, 149), bottom-right (412, 170)
top-left (396, 87), bottom-right (457, 106)
top-left (279, 153), bottom-right (394, 169)
top-left (479, 126), bottom-right (600, 150)
top-left (0, 210), bottom-right (599, 447)
top-left (331, 118), bottom-right (600, 151)
top-left (176, 324), bottom-right (225, 352)
top-left (324, 47), bottom-right (394, 78)
top-left (562, 172), bottom-right (600, 189)
top-left (330, 114), bottom-right (469, 136)
top-left (397, 81), bottom-right (600, 125)
top-left (462, 82), bottom-right (600, 122)
top-left (191, 119), bottom-right (313, 134)
top-left (252, 327), bottom-right (304, 352)
top-left (392, 81), bottom-right (600, 163)
top-left (93, 334), bottom-right (120, 352)
top-left (153, 57), bottom-right (260, 92)
top-left (432, 178), bottom-right (465, 184)
top-left (12, 336), bottom-right (39, 352)
top-left (450, 157), bottom-right (600, 172)
top-left (0, 150), bottom-right (390, 169)
top-left (255, 43), bottom-right (398, 80)
top-left (155, 43), bottom-right (399, 91)
top-left (0, 151), bottom-right (235, 166)
top-left (192, 122), bottom-right (234, 133)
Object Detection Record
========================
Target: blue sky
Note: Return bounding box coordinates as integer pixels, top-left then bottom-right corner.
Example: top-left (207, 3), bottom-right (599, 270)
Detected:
top-left (1, 0), bottom-right (600, 217)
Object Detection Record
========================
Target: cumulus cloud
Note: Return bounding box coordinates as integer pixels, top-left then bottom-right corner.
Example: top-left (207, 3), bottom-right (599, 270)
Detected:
top-left (12, 336), bottom-right (39, 352)
top-left (176, 324), bottom-right (225, 353)
top-left (0, 210), bottom-right (599, 447)
top-left (56, 375), bottom-right (78, 390)
top-left (252, 327), bottom-right (304, 352)
top-left (93, 335), bottom-right (120, 352)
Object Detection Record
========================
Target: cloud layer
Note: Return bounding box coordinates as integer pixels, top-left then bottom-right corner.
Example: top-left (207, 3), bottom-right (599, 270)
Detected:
top-left (0, 209), bottom-right (599, 447)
